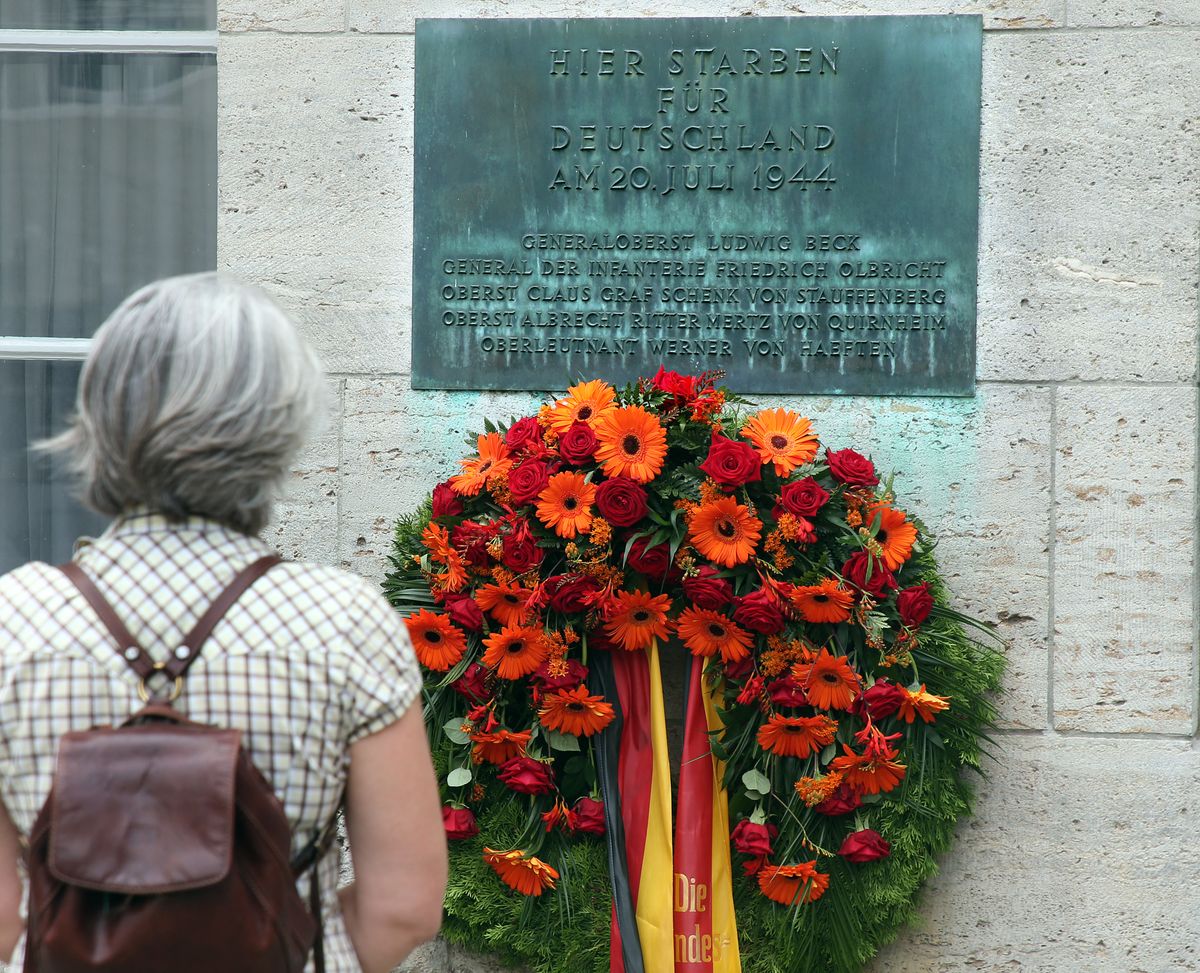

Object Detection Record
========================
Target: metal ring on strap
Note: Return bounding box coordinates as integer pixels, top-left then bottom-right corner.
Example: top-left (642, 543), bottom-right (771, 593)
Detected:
top-left (137, 661), bottom-right (184, 703)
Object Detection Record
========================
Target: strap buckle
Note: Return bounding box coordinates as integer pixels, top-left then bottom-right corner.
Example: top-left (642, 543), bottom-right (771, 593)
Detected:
top-left (137, 661), bottom-right (184, 703)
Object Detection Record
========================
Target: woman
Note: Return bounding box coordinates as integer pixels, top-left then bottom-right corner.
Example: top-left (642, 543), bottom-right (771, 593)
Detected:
top-left (0, 274), bottom-right (446, 973)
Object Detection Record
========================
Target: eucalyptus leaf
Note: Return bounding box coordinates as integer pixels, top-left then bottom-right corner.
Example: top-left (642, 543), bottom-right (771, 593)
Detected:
top-left (742, 769), bottom-right (771, 795)
top-left (446, 767), bottom-right (473, 787)
top-left (548, 730), bottom-right (582, 752)
top-left (443, 718), bottom-right (471, 745)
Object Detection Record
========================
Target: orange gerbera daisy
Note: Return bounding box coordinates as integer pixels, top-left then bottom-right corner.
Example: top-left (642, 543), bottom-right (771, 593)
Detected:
top-left (675, 607), bottom-right (753, 663)
top-left (789, 578), bottom-right (854, 624)
top-left (475, 583), bottom-right (533, 627)
top-left (688, 497), bottom-right (762, 568)
top-left (483, 848), bottom-right (560, 896)
top-left (603, 590), bottom-right (672, 651)
top-left (592, 406), bottom-right (668, 483)
top-left (547, 379), bottom-right (617, 434)
top-left (897, 684), bottom-right (951, 724)
top-left (828, 744), bottom-right (907, 796)
top-left (404, 609), bottom-right (467, 671)
top-left (756, 713), bottom-right (837, 759)
top-left (471, 728), bottom-right (533, 765)
top-left (450, 432), bottom-right (513, 496)
top-left (868, 503), bottom-right (918, 571)
top-left (740, 409), bottom-right (819, 476)
top-left (535, 471), bottom-right (596, 539)
top-left (538, 686), bottom-right (616, 737)
top-left (757, 861), bottom-right (829, 905)
top-left (482, 624), bottom-right (548, 679)
top-left (793, 648), bottom-right (860, 711)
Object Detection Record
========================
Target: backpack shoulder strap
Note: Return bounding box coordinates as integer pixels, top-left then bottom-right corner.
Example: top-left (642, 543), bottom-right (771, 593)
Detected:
top-left (58, 561), bottom-right (155, 680)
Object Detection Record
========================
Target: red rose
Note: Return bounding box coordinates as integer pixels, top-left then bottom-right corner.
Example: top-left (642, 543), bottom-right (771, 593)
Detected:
top-left (442, 805), bottom-right (479, 841)
top-left (531, 657), bottom-right (588, 693)
top-left (736, 674), bottom-right (765, 706)
top-left (505, 416), bottom-right (542, 452)
top-left (497, 756), bottom-right (556, 795)
top-left (682, 566), bottom-right (733, 610)
top-left (853, 678), bottom-right (905, 720)
top-left (444, 593), bottom-right (484, 632)
top-left (779, 477), bottom-right (829, 517)
top-left (451, 662), bottom-right (490, 703)
top-left (815, 782), bottom-right (861, 816)
top-left (432, 480), bottom-right (463, 518)
top-left (732, 589), bottom-right (786, 635)
top-left (558, 422), bottom-right (598, 465)
top-left (651, 367), bottom-right (699, 406)
top-left (826, 448), bottom-right (879, 487)
top-left (502, 533), bottom-right (543, 573)
top-left (767, 676), bottom-right (808, 709)
top-left (572, 796), bottom-right (606, 835)
top-left (842, 551), bottom-right (897, 600)
top-left (730, 819), bottom-right (777, 857)
top-left (452, 520), bottom-right (495, 567)
top-left (594, 477), bottom-right (648, 527)
top-left (897, 582), bottom-right (934, 627)
top-left (724, 654), bottom-right (755, 682)
top-left (548, 574), bottom-right (601, 614)
top-left (838, 829), bottom-right (891, 863)
top-left (508, 460), bottom-right (552, 506)
top-left (626, 536), bottom-right (672, 581)
top-left (699, 432), bottom-right (763, 488)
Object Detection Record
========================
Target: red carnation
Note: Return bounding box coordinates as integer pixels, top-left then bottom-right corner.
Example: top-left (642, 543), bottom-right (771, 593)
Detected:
top-left (815, 782), bottom-right (861, 816)
top-left (558, 422), bottom-right (599, 465)
top-left (853, 677), bottom-right (906, 720)
top-left (572, 796), bottom-right (606, 835)
top-left (443, 593), bottom-right (484, 632)
top-left (505, 416), bottom-right (542, 452)
top-left (450, 662), bottom-right (490, 704)
top-left (838, 829), bottom-right (891, 863)
top-left (497, 756), bottom-right (556, 795)
top-left (594, 476), bottom-right (648, 527)
top-left (826, 447), bottom-right (879, 487)
top-left (626, 536), bottom-right (672, 581)
top-left (842, 550), bottom-right (897, 600)
top-left (779, 477), bottom-right (829, 517)
top-left (730, 819), bottom-right (777, 858)
top-left (508, 460), bottom-right (552, 506)
top-left (442, 805), bottom-right (479, 841)
top-left (682, 565), bottom-right (733, 610)
top-left (432, 480), bottom-right (463, 518)
top-left (732, 589), bottom-right (786, 635)
top-left (897, 582), bottom-right (934, 628)
top-left (699, 432), bottom-right (763, 488)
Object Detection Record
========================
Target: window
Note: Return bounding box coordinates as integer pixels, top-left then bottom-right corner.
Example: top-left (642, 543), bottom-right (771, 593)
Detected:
top-left (0, 7), bottom-right (217, 572)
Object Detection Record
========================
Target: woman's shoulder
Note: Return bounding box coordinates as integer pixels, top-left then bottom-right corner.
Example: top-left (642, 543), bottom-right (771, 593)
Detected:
top-left (0, 561), bottom-right (74, 621)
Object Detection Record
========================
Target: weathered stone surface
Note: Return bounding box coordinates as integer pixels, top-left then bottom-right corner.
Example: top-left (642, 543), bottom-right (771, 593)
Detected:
top-left (1053, 386), bottom-right (1196, 733)
top-left (348, 0), bottom-right (1064, 34)
top-left (398, 938), bottom-right (450, 973)
top-left (978, 30), bottom-right (1200, 382)
top-left (339, 381), bottom-right (541, 576)
top-left (1067, 0), bottom-right (1200, 26)
top-left (218, 34), bottom-right (415, 375)
top-left (265, 377), bottom-right (343, 565)
top-left (865, 735), bottom-right (1200, 972)
top-left (219, 0), bottom-right (344, 31)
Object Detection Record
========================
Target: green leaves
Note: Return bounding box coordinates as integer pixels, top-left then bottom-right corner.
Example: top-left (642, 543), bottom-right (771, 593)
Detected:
top-left (446, 767), bottom-right (473, 788)
top-left (742, 768), bottom-right (772, 799)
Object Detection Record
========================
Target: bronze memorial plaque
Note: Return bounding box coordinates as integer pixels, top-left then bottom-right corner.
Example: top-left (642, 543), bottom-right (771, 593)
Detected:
top-left (413, 17), bottom-right (982, 395)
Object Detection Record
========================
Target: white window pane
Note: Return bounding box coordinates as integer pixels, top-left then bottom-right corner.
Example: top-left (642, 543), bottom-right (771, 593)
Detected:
top-left (0, 1), bottom-right (214, 30)
top-left (0, 51), bottom-right (216, 338)
top-left (0, 360), bottom-right (107, 573)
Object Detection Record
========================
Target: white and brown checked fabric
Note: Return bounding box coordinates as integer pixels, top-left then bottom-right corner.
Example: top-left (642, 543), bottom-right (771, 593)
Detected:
top-left (0, 513), bottom-right (422, 973)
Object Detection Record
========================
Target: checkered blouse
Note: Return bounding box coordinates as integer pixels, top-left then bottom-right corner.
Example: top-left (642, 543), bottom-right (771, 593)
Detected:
top-left (0, 513), bottom-right (422, 973)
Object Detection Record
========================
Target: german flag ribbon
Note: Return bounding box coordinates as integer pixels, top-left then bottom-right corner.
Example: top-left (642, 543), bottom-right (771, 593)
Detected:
top-left (593, 644), bottom-right (741, 973)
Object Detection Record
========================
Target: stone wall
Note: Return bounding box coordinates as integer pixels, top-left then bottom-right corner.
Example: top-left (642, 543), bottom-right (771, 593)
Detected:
top-left (219, 2), bottom-right (1200, 970)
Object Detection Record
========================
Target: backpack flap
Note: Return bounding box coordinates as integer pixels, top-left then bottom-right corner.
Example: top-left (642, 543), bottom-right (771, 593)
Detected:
top-left (48, 722), bottom-right (242, 894)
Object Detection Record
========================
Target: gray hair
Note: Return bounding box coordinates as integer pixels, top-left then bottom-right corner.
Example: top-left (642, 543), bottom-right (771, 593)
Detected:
top-left (44, 273), bottom-right (325, 535)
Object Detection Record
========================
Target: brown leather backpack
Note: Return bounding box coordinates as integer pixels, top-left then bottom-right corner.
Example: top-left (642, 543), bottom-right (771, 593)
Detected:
top-left (23, 556), bottom-right (333, 973)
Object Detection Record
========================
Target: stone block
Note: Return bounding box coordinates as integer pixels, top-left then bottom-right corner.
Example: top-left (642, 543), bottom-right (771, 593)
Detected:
top-left (865, 736), bottom-right (1200, 972)
top-left (1053, 386), bottom-right (1196, 733)
top-left (348, 0), bottom-right (1065, 34)
top-left (218, 34), bottom-right (415, 375)
top-left (399, 938), bottom-right (450, 973)
top-left (977, 29), bottom-right (1200, 381)
top-left (265, 377), bottom-right (343, 565)
top-left (219, 0), bottom-right (345, 32)
top-left (1067, 0), bottom-right (1200, 26)
top-left (339, 380), bottom-right (542, 579)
